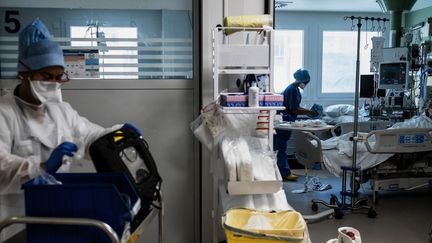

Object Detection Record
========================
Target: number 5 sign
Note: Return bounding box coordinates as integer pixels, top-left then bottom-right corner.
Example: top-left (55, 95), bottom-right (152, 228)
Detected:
top-left (4, 10), bottom-right (21, 34)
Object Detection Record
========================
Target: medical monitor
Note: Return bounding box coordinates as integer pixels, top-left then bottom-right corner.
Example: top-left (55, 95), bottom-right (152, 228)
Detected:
top-left (360, 74), bottom-right (374, 98)
top-left (378, 61), bottom-right (409, 90)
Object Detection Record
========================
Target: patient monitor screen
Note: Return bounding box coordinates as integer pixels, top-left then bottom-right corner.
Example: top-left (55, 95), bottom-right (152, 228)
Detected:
top-left (378, 62), bottom-right (408, 90)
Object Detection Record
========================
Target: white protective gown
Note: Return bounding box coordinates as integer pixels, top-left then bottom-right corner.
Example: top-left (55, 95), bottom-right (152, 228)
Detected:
top-left (0, 90), bottom-right (117, 240)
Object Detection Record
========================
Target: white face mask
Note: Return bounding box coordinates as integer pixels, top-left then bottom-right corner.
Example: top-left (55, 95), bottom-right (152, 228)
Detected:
top-left (299, 83), bottom-right (306, 89)
top-left (29, 80), bottom-right (63, 104)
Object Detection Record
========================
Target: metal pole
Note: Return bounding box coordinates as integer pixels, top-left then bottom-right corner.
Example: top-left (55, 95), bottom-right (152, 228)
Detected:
top-left (341, 169), bottom-right (347, 205)
top-left (0, 216), bottom-right (119, 243)
top-left (351, 17), bottom-right (362, 208)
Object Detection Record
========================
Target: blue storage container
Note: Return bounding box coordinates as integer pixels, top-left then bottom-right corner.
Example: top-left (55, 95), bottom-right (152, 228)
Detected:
top-left (21, 173), bottom-right (140, 243)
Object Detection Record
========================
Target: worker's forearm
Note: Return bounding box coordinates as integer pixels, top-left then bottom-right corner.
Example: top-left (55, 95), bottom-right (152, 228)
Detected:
top-left (292, 107), bottom-right (313, 115)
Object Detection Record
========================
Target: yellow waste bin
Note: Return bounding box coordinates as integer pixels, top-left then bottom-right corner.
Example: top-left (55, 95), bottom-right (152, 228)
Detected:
top-left (222, 208), bottom-right (306, 243)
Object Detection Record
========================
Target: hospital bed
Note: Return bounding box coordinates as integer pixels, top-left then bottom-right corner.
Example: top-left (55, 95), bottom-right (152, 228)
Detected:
top-left (294, 124), bottom-right (432, 205)
top-left (330, 121), bottom-right (393, 137)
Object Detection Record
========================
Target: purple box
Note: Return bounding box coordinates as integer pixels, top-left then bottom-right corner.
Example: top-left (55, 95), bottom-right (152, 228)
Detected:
top-left (259, 94), bottom-right (265, 106)
top-left (263, 93), bottom-right (284, 106)
top-left (220, 93), bottom-right (248, 107)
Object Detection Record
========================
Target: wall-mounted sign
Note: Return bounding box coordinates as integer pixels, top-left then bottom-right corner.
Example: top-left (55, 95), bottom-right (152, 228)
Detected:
top-left (64, 49), bottom-right (99, 78)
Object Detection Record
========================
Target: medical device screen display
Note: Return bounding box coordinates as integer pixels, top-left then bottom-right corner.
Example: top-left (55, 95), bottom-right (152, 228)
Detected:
top-left (360, 74), bottom-right (374, 98)
top-left (378, 61), bottom-right (408, 90)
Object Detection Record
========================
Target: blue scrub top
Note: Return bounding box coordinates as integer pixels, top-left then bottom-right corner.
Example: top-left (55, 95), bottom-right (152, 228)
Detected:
top-left (280, 83), bottom-right (301, 122)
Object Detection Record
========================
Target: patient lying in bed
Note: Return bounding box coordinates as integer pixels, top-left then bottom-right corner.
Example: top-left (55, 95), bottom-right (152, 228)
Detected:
top-left (320, 112), bottom-right (432, 176)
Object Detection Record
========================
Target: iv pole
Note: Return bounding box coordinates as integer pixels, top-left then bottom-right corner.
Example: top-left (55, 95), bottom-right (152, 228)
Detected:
top-left (311, 16), bottom-right (387, 219)
top-left (348, 15), bottom-right (368, 211)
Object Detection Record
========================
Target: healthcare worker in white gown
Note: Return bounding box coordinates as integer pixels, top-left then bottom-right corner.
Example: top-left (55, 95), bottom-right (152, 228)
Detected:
top-left (0, 19), bottom-right (140, 241)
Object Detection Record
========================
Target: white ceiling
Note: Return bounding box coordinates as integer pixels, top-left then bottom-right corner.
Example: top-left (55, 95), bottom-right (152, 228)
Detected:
top-left (275, 0), bottom-right (432, 12)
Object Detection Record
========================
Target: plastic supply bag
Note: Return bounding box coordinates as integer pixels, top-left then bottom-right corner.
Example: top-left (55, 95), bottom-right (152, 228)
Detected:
top-left (191, 101), bottom-right (229, 150)
top-left (201, 101), bottom-right (227, 138)
top-left (190, 115), bottom-right (214, 150)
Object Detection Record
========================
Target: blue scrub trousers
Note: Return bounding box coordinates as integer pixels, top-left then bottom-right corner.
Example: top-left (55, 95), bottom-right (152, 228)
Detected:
top-left (273, 129), bottom-right (292, 178)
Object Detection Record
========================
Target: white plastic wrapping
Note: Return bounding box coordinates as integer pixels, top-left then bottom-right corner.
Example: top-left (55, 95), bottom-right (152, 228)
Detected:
top-left (220, 135), bottom-right (278, 182)
top-left (251, 151), bottom-right (277, 181)
top-left (324, 104), bottom-right (355, 117)
top-left (236, 138), bottom-right (254, 181)
top-left (223, 111), bottom-right (257, 137)
top-left (221, 138), bottom-right (238, 181)
top-left (244, 215), bottom-right (273, 230)
top-left (390, 114), bottom-right (432, 129)
top-left (190, 115), bottom-right (214, 150)
top-left (322, 115), bottom-right (369, 125)
top-left (191, 102), bottom-right (228, 150)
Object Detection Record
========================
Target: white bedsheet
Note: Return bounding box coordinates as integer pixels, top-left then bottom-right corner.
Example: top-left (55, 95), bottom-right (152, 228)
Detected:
top-left (320, 132), bottom-right (392, 176)
top-left (319, 115), bottom-right (432, 176)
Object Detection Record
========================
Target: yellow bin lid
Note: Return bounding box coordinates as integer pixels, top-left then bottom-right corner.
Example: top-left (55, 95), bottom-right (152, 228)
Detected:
top-left (222, 208), bottom-right (306, 241)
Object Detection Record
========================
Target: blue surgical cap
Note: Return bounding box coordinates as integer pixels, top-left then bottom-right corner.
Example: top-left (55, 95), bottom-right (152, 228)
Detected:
top-left (293, 69), bottom-right (310, 84)
top-left (17, 19), bottom-right (64, 72)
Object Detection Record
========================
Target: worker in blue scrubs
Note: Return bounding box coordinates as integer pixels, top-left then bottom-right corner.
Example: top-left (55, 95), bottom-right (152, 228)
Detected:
top-left (274, 69), bottom-right (318, 181)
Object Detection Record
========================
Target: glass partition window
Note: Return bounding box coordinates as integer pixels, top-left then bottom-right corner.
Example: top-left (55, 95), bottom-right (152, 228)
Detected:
top-left (71, 26), bottom-right (138, 79)
top-left (0, 8), bottom-right (193, 80)
top-left (322, 31), bottom-right (378, 93)
top-left (273, 30), bottom-right (304, 93)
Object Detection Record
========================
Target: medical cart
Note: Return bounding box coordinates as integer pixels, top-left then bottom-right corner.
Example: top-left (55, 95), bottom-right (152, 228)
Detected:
top-left (0, 173), bottom-right (163, 243)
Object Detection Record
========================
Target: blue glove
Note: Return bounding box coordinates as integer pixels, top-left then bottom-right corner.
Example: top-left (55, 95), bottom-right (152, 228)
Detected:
top-left (122, 122), bottom-right (142, 136)
top-left (309, 104), bottom-right (323, 119)
top-left (45, 142), bottom-right (78, 174)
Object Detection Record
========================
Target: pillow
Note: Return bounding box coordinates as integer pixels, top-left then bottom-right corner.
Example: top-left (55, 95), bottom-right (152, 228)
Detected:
top-left (324, 104), bottom-right (355, 117)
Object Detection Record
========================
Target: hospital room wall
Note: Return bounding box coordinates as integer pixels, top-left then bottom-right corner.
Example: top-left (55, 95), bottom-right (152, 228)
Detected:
top-left (62, 81), bottom-right (197, 243)
top-left (404, 6), bottom-right (432, 28)
top-left (275, 11), bottom-right (390, 108)
top-left (0, 2), bottom-right (200, 243)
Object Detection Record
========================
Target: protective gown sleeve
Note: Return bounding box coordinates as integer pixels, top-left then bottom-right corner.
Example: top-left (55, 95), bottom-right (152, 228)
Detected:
top-left (0, 115), bottom-right (41, 194)
top-left (62, 102), bottom-right (121, 160)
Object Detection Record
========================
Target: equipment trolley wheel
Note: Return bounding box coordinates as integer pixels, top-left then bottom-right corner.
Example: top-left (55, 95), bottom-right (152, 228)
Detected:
top-left (330, 196), bottom-right (337, 205)
top-left (358, 199), bottom-right (368, 207)
top-left (367, 208), bottom-right (377, 218)
top-left (334, 209), bottom-right (344, 219)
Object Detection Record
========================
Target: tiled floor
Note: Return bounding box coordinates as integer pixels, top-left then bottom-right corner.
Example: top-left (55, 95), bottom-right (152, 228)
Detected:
top-left (284, 169), bottom-right (432, 243)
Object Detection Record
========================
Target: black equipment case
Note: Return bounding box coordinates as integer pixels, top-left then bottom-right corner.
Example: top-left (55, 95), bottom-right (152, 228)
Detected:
top-left (89, 126), bottom-right (162, 231)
